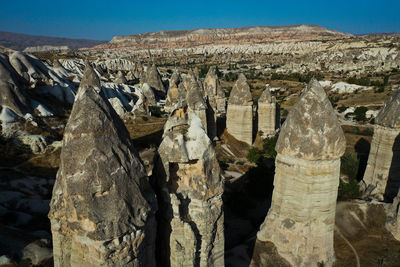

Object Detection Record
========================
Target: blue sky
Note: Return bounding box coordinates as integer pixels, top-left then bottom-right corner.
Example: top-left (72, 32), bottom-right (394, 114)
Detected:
top-left (0, 0), bottom-right (399, 40)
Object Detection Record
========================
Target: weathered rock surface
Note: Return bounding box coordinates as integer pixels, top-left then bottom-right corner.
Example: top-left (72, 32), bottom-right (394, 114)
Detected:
top-left (257, 85), bottom-right (277, 137)
top-left (155, 107), bottom-right (224, 266)
top-left (142, 64), bottom-right (165, 94)
top-left (251, 79), bottom-right (346, 267)
top-left (0, 52), bottom-right (31, 117)
top-left (226, 73), bottom-right (253, 145)
top-left (361, 89), bottom-right (400, 202)
top-left (114, 70), bottom-right (127, 84)
top-left (387, 189), bottom-right (400, 241)
top-left (165, 69), bottom-right (186, 113)
top-left (186, 76), bottom-right (209, 137)
top-left (48, 64), bottom-right (157, 267)
top-left (204, 66), bottom-right (226, 114)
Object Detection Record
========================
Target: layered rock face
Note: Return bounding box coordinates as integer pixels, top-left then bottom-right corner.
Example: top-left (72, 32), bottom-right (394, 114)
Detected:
top-left (257, 85), bottom-right (276, 137)
top-left (142, 64), bottom-right (165, 94)
top-left (361, 89), bottom-right (400, 202)
top-left (98, 25), bottom-right (350, 50)
top-left (226, 74), bottom-right (253, 145)
top-left (156, 107), bottom-right (224, 267)
top-left (48, 64), bottom-right (157, 267)
top-left (251, 79), bottom-right (346, 267)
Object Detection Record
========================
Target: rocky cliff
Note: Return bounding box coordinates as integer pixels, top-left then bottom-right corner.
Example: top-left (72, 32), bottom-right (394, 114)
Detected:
top-left (96, 24), bottom-right (350, 50)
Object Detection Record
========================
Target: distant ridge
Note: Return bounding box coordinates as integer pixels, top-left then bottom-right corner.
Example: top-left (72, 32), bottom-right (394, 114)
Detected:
top-left (95, 24), bottom-right (352, 50)
top-left (0, 31), bottom-right (106, 51)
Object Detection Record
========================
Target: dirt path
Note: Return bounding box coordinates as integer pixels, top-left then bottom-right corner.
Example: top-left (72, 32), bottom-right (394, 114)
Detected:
top-left (335, 226), bottom-right (360, 267)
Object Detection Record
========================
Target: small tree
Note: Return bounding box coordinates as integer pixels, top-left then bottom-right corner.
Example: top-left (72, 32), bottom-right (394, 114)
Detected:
top-left (247, 147), bottom-right (263, 164)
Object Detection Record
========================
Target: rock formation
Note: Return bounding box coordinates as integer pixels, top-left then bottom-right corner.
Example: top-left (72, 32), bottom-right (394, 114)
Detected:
top-left (257, 85), bottom-right (277, 137)
top-left (155, 107), bottom-right (224, 267)
top-left (361, 89), bottom-right (400, 202)
top-left (0, 52), bottom-right (31, 118)
top-left (141, 83), bottom-right (157, 106)
top-left (115, 71), bottom-right (127, 84)
top-left (165, 69), bottom-right (186, 113)
top-left (48, 64), bottom-right (157, 267)
top-left (251, 79), bottom-right (346, 267)
top-left (226, 73), bottom-right (253, 145)
top-left (203, 66), bottom-right (226, 114)
top-left (387, 189), bottom-right (400, 241)
top-left (186, 76), bottom-right (209, 137)
top-left (142, 64), bottom-right (165, 94)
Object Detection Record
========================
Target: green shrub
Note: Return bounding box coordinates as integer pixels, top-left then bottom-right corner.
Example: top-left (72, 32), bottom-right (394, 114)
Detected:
top-left (338, 178), bottom-right (361, 200)
top-left (262, 135), bottom-right (278, 159)
top-left (354, 106), bottom-right (368, 121)
top-left (341, 152), bottom-right (359, 180)
top-left (338, 106), bottom-right (348, 113)
top-left (247, 147), bottom-right (263, 164)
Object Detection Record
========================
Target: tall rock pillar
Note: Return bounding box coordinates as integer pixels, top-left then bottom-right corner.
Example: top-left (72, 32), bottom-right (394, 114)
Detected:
top-left (156, 106), bottom-right (224, 267)
top-left (226, 74), bottom-right (253, 145)
top-left (257, 85), bottom-right (277, 137)
top-left (49, 64), bottom-right (157, 267)
top-left (251, 79), bottom-right (346, 267)
top-left (361, 89), bottom-right (400, 202)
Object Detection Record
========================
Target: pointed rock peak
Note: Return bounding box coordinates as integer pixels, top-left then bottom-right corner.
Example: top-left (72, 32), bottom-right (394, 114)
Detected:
top-left (206, 66), bottom-right (217, 77)
top-left (186, 80), bottom-right (205, 110)
top-left (170, 69), bottom-right (181, 87)
top-left (80, 63), bottom-right (101, 90)
top-left (115, 71), bottom-right (127, 84)
top-left (193, 67), bottom-right (200, 79)
top-left (53, 59), bottom-right (63, 68)
top-left (228, 73), bottom-right (252, 105)
top-left (275, 79), bottom-right (346, 160)
top-left (259, 85), bottom-right (272, 103)
top-left (375, 89), bottom-right (400, 128)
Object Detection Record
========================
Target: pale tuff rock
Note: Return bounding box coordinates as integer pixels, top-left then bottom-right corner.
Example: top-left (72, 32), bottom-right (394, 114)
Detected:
top-left (48, 64), bottom-right (157, 267)
top-left (156, 108), bottom-right (224, 267)
top-left (165, 70), bottom-right (186, 113)
top-left (275, 79), bottom-right (346, 160)
top-left (204, 66), bottom-right (226, 113)
top-left (142, 64), bottom-right (165, 93)
top-left (141, 83), bottom-right (157, 106)
top-left (114, 71), bottom-right (128, 84)
top-left (226, 74), bottom-right (253, 145)
top-left (252, 79), bottom-right (345, 267)
top-left (186, 77), bottom-right (209, 137)
top-left (361, 89), bottom-right (400, 202)
top-left (257, 85), bottom-right (277, 137)
top-left (0, 52), bottom-right (31, 117)
top-left (387, 189), bottom-right (400, 241)
top-left (9, 51), bottom-right (77, 104)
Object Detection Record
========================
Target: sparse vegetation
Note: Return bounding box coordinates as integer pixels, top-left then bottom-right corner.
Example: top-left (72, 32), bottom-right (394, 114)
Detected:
top-left (247, 147), bottom-right (263, 164)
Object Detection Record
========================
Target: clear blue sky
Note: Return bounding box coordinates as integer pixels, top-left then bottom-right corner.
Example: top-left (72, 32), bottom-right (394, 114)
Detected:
top-left (0, 0), bottom-right (399, 40)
